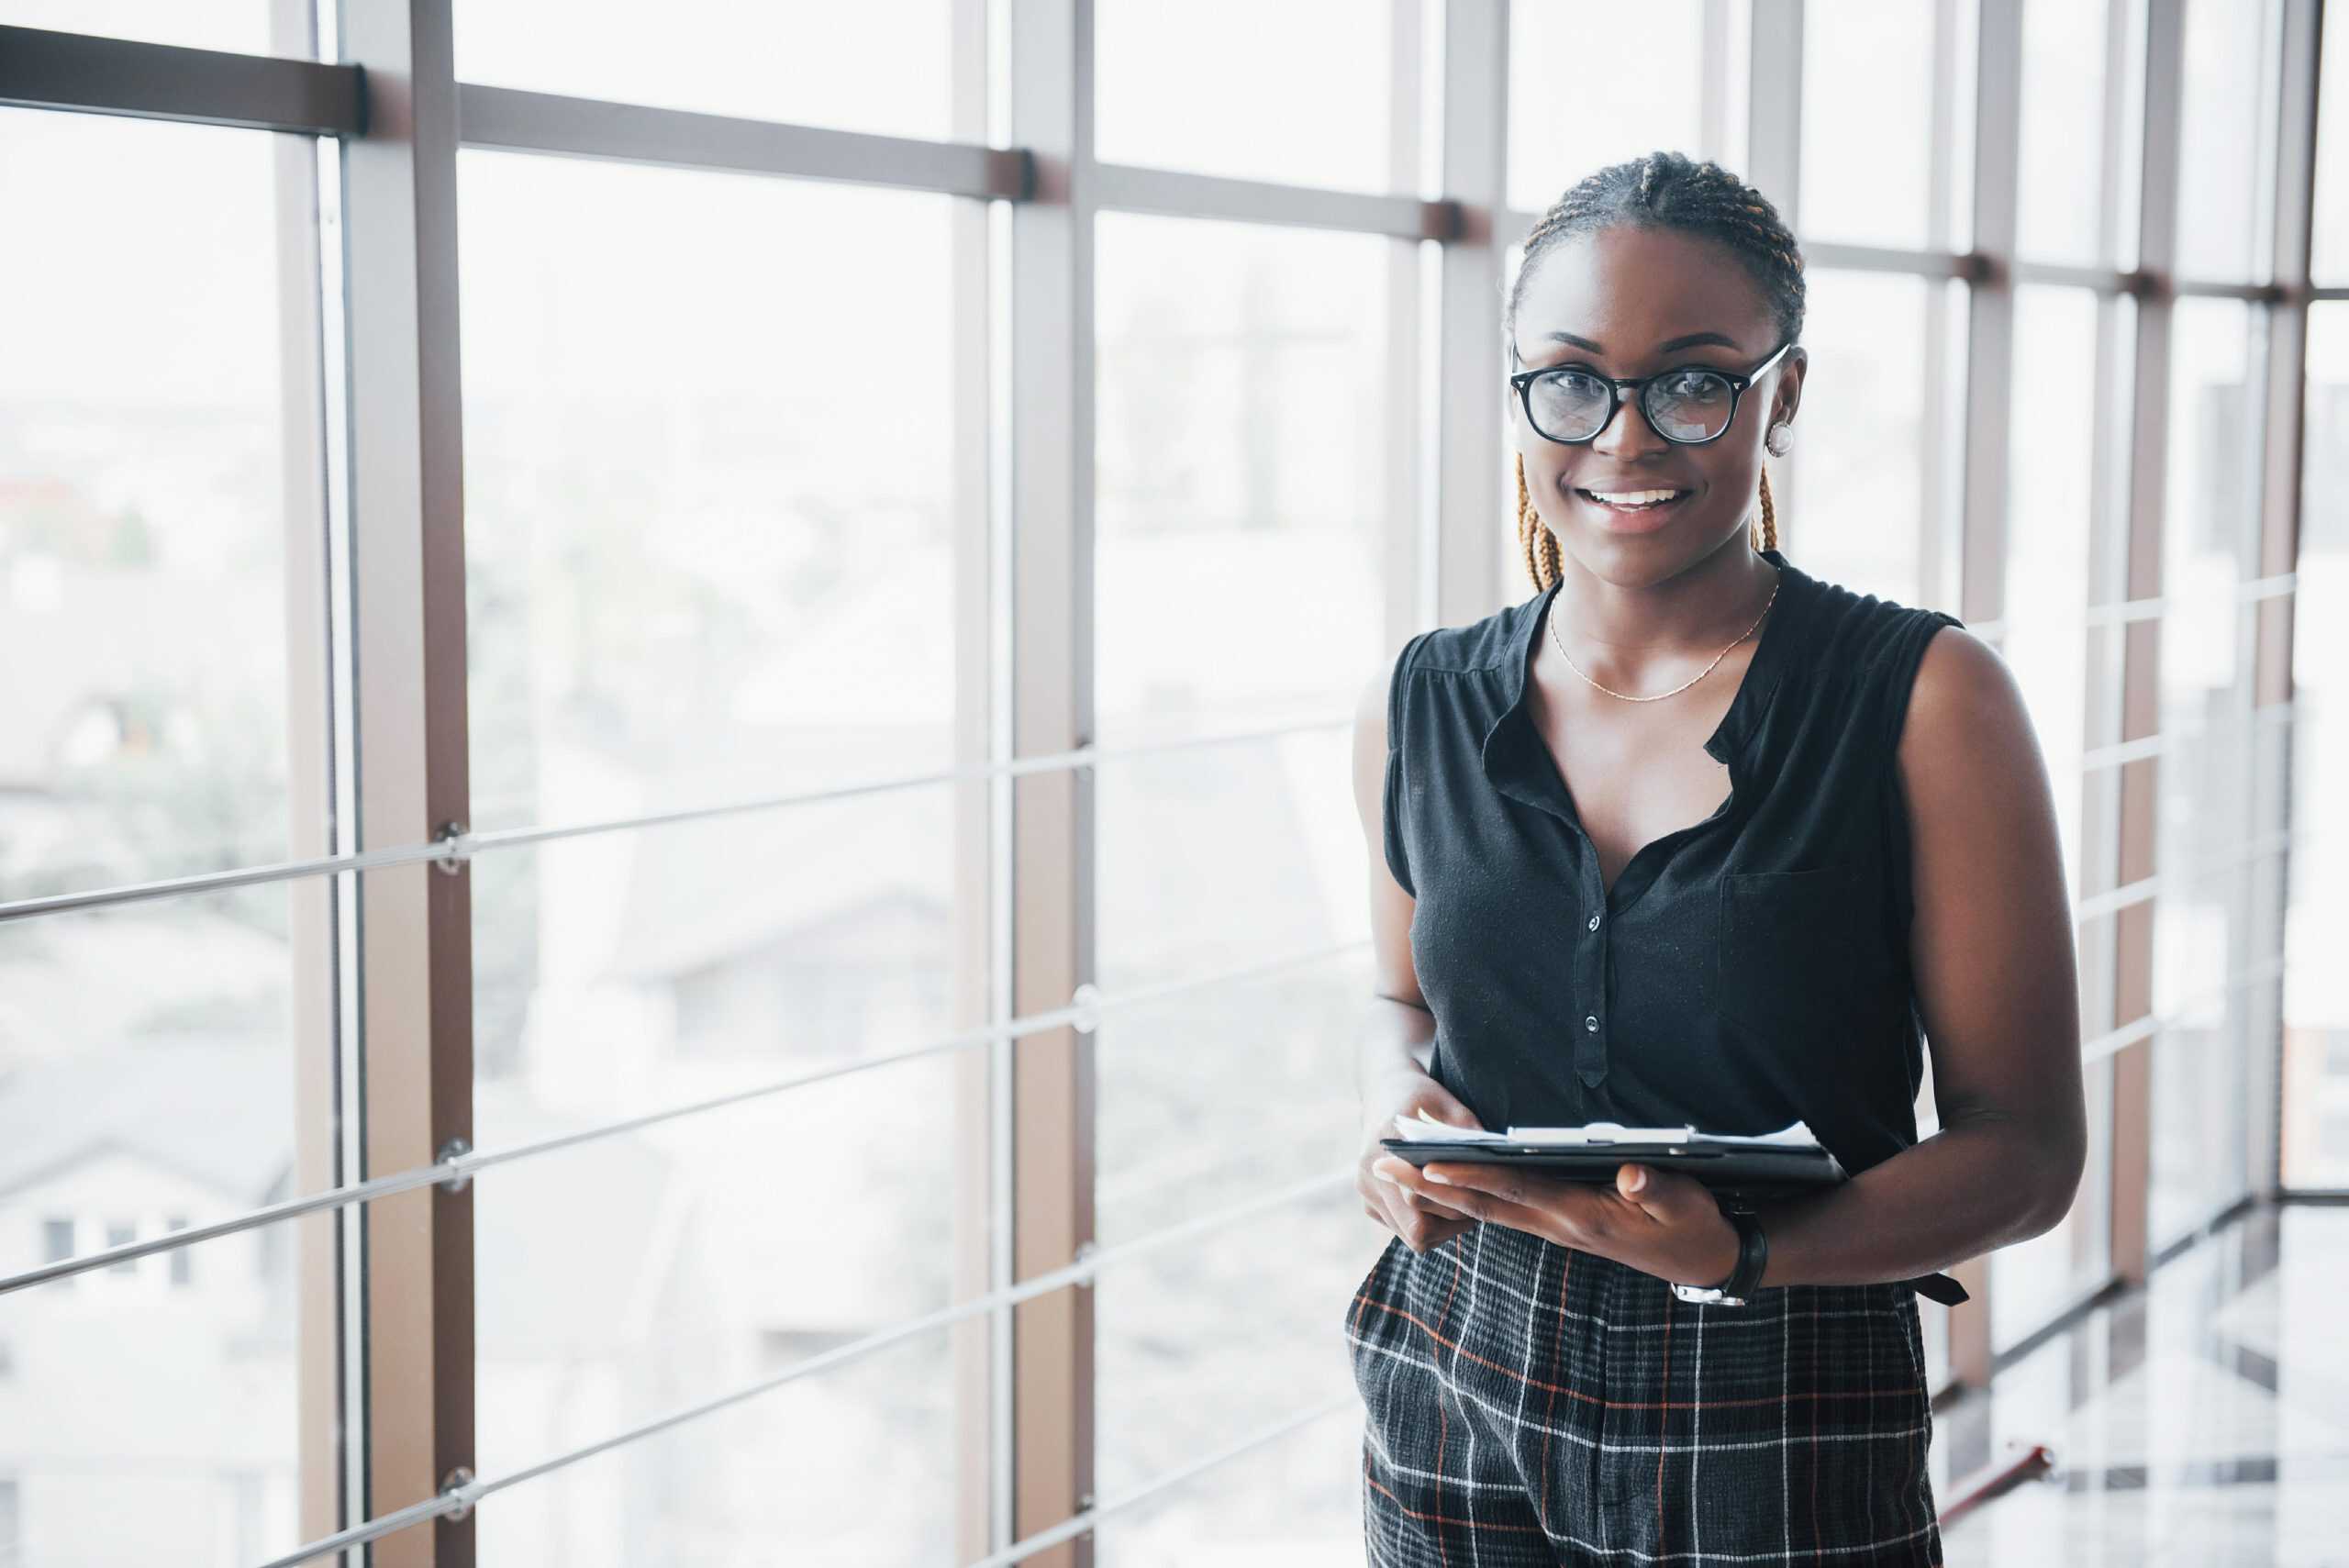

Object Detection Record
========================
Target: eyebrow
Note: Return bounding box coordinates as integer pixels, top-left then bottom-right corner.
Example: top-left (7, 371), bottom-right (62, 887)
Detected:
top-left (1542, 330), bottom-right (1743, 355)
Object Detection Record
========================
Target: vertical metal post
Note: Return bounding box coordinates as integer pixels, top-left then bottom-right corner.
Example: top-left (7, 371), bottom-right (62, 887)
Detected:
top-left (2108, 0), bottom-right (2185, 1292)
top-left (1436, 0), bottom-right (1508, 625)
top-left (1745, 0), bottom-right (1803, 531)
top-left (950, 0), bottom-right (1005, 1560)
top-left (271, 0), bottom-right (346, 1549)
top-left (1384, 0), bottom-right (1431, 648)
top-left (1007, 2), bottom-right (1096, 1561)
top-left (336, 0), bottom-right (475, 1560)
top-left (1939, 0), bottom-right (2026, 1391)
top-left (2251, 0), bottom-right (2322, 1200)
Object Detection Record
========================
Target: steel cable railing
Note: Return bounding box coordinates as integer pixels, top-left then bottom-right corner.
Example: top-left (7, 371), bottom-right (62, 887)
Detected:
top-left (252, 1162), bottom-right (1363, 1567)
top-left (2, 933), bottom-right (1372, 1296)
top-left (0, 714), bottom-right (1352, 926)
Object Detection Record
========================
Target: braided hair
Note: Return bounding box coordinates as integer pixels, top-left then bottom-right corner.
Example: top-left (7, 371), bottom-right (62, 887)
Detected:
top-left (1507, 151), bottom-right (1806, 591)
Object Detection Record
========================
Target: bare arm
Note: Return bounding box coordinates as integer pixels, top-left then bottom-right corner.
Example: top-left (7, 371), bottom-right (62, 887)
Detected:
top-left (1745, 625), bottom-right (2090, 1288)
top-left (1350, 656), bottom-right (1437, 1115)
top-left (1352, 647), bottom-right (1486, 1251)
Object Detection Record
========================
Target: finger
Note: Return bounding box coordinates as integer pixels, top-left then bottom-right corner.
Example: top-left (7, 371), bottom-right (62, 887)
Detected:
top-left (1374, 1161), bottom-right (1480, 1227)
top-left (1419, 1162), bottom-right (1531, 1207)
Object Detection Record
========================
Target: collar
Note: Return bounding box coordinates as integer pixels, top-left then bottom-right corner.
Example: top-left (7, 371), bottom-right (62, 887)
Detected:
top-left (1480, 549), bottom-right (1809, 820)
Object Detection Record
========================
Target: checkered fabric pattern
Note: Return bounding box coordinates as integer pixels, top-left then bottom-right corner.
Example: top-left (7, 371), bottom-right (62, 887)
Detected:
top-left (1344, 1220), bottom-right (1942, 1565)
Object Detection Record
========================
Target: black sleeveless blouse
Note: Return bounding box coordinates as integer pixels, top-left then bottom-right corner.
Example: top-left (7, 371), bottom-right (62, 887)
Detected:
top-left (1382, 548), bottom-right (1969, 1303)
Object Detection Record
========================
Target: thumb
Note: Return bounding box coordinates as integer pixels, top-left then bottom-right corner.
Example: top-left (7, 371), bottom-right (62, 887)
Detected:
top-left (1614, 1162), bottom-right (1703, 1221)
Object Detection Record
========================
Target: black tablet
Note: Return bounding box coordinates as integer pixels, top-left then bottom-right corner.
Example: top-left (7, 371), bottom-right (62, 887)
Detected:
top-left (1379, 1137), bottom-right (1848, 1209)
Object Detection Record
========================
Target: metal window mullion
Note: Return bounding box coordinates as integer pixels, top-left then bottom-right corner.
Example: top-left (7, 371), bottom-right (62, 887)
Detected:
top-left (337, 1), bottom-right (475, 1562)
top-left (265, 0), bottom-right (347, 1543)
top-left (1385, 0), bottom-right (1431, 652)
top-left (948, 0), bottom-right (1002, 1561)
top-left (1436, 0), bottom-right (1508, 624)
top-left (1089, 161), bottom-right (1448, 239)
top-left (2250, 0), bottom-right (2323, 1200)
top-left (2108, 0), bottom-right (2185, 1293)
top-left (452, 82), bottom-right (1025, 198)
top-left (1745, 0), bottom-right (1802, 532)
top-left (1934, 0), bottom-right (2024, 1391)
top-left (1006, 1), bottom-right (1096, 1560)
top-left (0, 23), bottom-right (362, 135)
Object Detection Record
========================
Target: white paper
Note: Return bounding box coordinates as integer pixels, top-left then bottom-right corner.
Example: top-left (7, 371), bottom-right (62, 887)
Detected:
top-left (1393, 1109), bottom-right (1821, 1151)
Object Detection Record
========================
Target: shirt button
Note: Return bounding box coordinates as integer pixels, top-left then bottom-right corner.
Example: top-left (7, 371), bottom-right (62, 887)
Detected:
top-left (1587, 913), bottom-right (1601, 930)
top-left (1584, 1014), bottom-right (1599, 1032)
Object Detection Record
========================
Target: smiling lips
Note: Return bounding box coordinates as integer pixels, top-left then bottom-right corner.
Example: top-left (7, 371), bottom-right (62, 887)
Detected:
top-left (1578, 486), bottom-right (1687, 510)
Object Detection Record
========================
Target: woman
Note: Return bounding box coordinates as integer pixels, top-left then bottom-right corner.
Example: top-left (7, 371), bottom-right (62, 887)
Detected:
top-left (1343, 151), bottom-right (2086, 1565)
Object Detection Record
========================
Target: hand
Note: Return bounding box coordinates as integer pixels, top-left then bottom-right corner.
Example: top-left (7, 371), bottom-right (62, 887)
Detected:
top-left (1366, 1154), bottom-right (1743, 1288)
top-left (1356, 1070), bottom-right (1484, 1255)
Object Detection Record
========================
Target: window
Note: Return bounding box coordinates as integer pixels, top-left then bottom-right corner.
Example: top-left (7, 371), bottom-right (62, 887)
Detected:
top-left (1508, 2), bottom-right (1709, 214)
top-left (453, 0), bottom-right (956, 140)
top-left (5, 6), bottom-right (2336, 1562)
top-left (1094, 0), bottom-right (1393, 193)
top-left (1799, 0), bottom-right (1947, 250)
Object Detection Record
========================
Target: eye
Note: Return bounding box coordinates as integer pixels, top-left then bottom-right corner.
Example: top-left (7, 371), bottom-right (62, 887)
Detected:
top-left (1656, 368), bottom-right (1730, 400)
top-left (1541, 367), bottom-right (1609, 395)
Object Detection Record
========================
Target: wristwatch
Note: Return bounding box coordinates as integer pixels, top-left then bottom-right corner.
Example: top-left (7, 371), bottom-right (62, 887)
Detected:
top-left (1671, 1207), bottom-right (1768, 1306)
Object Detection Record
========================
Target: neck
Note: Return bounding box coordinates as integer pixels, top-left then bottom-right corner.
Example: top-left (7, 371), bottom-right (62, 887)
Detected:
top-left (1552, 536), bottom-right (1779, 662)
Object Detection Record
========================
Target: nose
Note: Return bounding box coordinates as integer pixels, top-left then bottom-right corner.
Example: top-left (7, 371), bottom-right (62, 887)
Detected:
top-left (1588, 385), bottom-right (1669, 457)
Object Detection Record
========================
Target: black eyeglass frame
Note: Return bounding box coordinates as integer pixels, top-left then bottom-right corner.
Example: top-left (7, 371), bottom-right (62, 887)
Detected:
top-left (1507, 337), bottom-right (1797, 447)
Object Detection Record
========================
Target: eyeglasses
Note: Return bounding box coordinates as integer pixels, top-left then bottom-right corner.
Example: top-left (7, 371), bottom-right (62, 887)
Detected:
top-left (1508, 338), bottom-right (1795, 446)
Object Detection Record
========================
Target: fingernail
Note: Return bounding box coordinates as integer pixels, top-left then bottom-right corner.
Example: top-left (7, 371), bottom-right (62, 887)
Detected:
top-left (1627, 1167), bottom-right (1647, 1192)
top-left (1422, 1169), bottom-right (1452, 1184)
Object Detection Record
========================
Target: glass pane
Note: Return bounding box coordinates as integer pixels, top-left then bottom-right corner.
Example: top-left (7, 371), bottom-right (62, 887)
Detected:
top-left (1094, 213), bottom-right (1397, 1551)
top-left (471, 817), bottom-right (961, 1562)
top-left (2172, 0), bottom-right (2272, 283)
top-left (1094, 214), bottom-right (1398, 751)
top-left (1095, 0), bottom-right (1391, 193)
top-left (1799, 0), bottom-right (1939, 250)
top-left (1991, 287), bottom-right (2111, 1348)
top-left (2149, 297), bottom-right (2259, 1247)
top-left (0, 0), bottom-right (281, 55)
top-left (0, 1210), bottom-right (334, 1562)
top-left (1507, 2), bottom-right (1707, 214)
top-left (1094, 977), bottom-right (1365, 1558)
top-left (1783, 270), bottom-right (1933, 604)
top-left (2015, 0), bottom-right (2112, 266)
top-left (458, 150), bottom-right (958, 830)
top-left (0, 106), bottom-right (332, 1568)
top-left (2313, 0), bottom-right (2349, 284)
top-left (455, 0), bottom-right (953, 140)
top-left (462, 154), bottom-right (967, 1559)
top-left (0, 107), bottom-right (309, 889)
top-left (2281, 303), bottom-right (2349, 1183)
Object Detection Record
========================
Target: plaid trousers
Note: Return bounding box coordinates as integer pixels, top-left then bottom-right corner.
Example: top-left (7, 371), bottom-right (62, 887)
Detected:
top-left (1343, 1220), bottom-right (1943, 1566)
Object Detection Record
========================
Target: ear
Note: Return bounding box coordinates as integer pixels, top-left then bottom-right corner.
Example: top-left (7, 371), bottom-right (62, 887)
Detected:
top-left (1771, 346), bottom-right (1808, 426)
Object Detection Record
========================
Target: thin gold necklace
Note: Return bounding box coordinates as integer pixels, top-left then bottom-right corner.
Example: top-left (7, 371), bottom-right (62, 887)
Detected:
top-left (1546, 563), bottom-right (1781, 703)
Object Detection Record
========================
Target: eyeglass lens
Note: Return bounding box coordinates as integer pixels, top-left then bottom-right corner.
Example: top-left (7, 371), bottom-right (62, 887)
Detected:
top-left (1526, 368), bottom-right (1738, 444)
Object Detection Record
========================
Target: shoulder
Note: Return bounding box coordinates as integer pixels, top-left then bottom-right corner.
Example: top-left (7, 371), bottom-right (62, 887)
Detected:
top-left (1356, 593), bottom-right (1541, 754)
top-left (1900, 617), bottom-right (2025, 761)
top-left (1402, 593), bottom-right (1541, 677)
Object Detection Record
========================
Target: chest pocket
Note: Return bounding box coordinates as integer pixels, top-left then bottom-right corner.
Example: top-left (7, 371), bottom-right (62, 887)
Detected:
top-left (1715, 859), bottom-right (1890, 1051)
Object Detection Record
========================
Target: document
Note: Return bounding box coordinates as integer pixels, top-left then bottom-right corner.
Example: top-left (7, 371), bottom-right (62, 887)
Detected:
top-left (1389, 1108), bottom-right (1824, 1150)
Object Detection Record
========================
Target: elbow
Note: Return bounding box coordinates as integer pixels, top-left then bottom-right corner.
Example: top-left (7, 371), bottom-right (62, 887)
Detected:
top-left (2020, 1123), bottom-right (2089, 1240)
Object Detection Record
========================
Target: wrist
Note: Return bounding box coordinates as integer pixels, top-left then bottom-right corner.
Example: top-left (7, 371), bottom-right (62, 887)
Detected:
top-left (1703, 1221), bottom-right (1744, 1289)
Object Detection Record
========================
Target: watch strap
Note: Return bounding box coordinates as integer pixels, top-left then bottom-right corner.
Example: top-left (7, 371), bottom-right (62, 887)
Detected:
top-left (1720, 1208), bottom-right (1768, 1296)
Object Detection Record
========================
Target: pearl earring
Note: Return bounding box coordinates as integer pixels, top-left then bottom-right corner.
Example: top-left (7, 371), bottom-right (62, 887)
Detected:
top-left (1765, 421), bottom-right (1794, 457)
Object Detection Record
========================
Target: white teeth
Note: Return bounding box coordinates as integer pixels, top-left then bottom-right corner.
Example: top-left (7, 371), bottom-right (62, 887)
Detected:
top-left (1585, 488), bottom-right (1684, 506)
